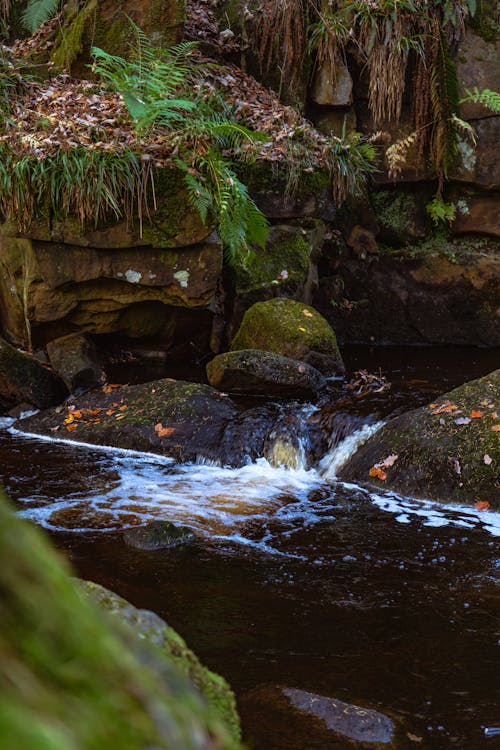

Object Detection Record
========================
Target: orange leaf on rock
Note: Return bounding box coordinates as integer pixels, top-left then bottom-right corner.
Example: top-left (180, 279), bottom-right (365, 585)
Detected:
top-left (105, 409), bottom-right (115, 416)
top-left (492, 425), bottom-right (500, 432)
top-left (302, 309), bottom-right (313, 318)
top-left (66, 424), bottom-right (77, 432)
top-left (71, 410), bottom-right (83, 419)
top-left (63, 414), bottom-right (75, 425)
top-left (470, 410), bottom-right (483, 418)
top-left (118, 405), bottom-right (128, 411)
top-left (115, 414), bottom-right (125, 421)
top-left (157, 427), bottom-right (175, 438)
top-left (369, 466), bottom-right (387, 480)
top-left (85, 408), bottom-right (101, 416)
top-left (431, 401), bottom-right (458, 415)
top-left (475, 500), bottom-right (490, 511)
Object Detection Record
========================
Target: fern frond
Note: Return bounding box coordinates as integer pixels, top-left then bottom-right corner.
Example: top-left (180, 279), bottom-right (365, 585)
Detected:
top-left (462, 87), bottom-right (500, 113)
top-left (22, 0), bottom-right (60, 32)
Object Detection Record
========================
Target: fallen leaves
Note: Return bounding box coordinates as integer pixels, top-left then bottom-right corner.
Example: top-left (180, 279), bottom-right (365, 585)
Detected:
top-left (369, 454), bottom-right (399, 481)
top-left (475, 501), bottom-right (490, 511)
top-left (492, 425), bottom-right (500, 432)
top-left (483, 454), bottom-right (493, 465)
top-left (454, 417), bottom-right (471, 425)
top-left (470, 410), bottom-right (483, 419)
top-left (102, 383), bottom-right (122, 394)
top-left (430, 400), bottom-right (458, 415)
top-left (302, 309), bottom-right (313, 318)
top-left (154, 423), bottom-right (176, 438)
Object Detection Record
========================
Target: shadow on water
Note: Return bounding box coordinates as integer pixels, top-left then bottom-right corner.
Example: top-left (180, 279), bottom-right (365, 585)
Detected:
top-left (0, 346), bottom-right (499, 749)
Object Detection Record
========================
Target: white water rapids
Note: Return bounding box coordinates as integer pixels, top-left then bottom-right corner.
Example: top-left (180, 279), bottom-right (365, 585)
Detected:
top-left (2, 416), bottom-right (499, 543)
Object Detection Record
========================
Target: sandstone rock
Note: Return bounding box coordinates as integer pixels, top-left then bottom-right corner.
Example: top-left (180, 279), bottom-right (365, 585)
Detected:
top-left (0, 489), bottom-right (240, 750)
top-left (450, 117), bottom-right (500, 188)
top-left (0, 337), bottom-right (67, 411)
top-left (371, 189), bottom-right (427, 244)
top-left (206, 349), bottom-right (326, 399)
top-left (240, 684), bottom-right (403, 749)
top-left (316, 108), bottom-right (357, 137)
top-left (123, 520), bottom-right (196, 550)
top-left (18, 378), bottom-right (238, 463)
top-left (311, 60), bottom-right (353, 106)
top-left (347, 225), bottom-right (378, 257)
top-left (457, 32), bottom-right (500, 120)
top-left (452, 193), bottom-right (500, 237)
top-left (315, 245), bottom-right (500, 346)
top-left (46, 332), bottom-right (105, 392)
top-left (230, 298), bottom-right (345, 376)
top-left (340, 369), bottom-right (500, 506)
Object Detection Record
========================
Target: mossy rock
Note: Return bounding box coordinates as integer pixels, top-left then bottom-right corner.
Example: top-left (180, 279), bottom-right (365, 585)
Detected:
top-left (340, 370), bottom-right (500, 507)
top-left (80, 580), bottom-right (241, 744)
top-left (230, 299), bottom-right (344, 376)
top-left (206, 349), bottom-right (326, 399)
top-left (0, 489), bottom-right (240, 749)
top-left (371, 189), bottom-right (426, 245)
top-left (123, 520), bottom-right (196, 550)
top-left (17, 378), bottom-right (239, 463)
top-left (0, 337), bottom-right (67, 412)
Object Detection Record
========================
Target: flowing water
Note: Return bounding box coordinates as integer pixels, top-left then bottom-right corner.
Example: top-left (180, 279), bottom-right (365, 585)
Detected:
top-left (1, 346), bottom-right (499, 749)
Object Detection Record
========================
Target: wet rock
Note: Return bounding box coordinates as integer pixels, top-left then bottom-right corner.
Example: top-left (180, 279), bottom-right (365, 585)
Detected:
top-left (452, 193), bottom-right (500, 237)
top-left (371, 189), bottom-right (426, 245)
top-left (0, 488), bottom-right (240, 750)
top-left (0, 337), bottom-right (67, 412)
top-left (240, 684), bottom-right (402, 749)
top-left (46, 332), bottom-right (105, 393)
top-left (457, 32), bottom-right (500, 120)
top-left (340, 369), bottom-right (500, 507)
top-left (217, 404), bottom-right (283, 467)
top-left (206, 349), bottom-right (327, 399)
top-left (450, 116), bottom-right (500, 188)
top-left (230, 299), bottom-right (345, 376)
top-left (17, 379), bottom-right (238, 463)
top-left (347, 225), bottom-right (378, 258)
top-left (123, 520), bottom-right (196, 550)
top-left (80, 580), bottom-right (241, 745)
top-left (316, 108), bottom-right (357, 137)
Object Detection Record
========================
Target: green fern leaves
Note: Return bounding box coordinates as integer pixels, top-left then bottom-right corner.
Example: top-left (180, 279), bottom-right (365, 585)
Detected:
top-left (22, 0), bottom-right (60, 33)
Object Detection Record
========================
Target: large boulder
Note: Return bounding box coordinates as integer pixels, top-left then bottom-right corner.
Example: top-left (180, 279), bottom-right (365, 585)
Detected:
top-left (206, 349), bottom-right (326, 399)
top-left (0, 489), bottom-right (239, 749)
top-left (0, 337), bottom-right (67, 412)
top-left (46, 332), bottom-right (105, 393)
top-left (339, 370), bottom-right (500, 507)
top-left (80, 580), bottom-right (240, 744)
top-left (17, 379), bottom-right (238, 463)
top-left (230, 298), bottom-right (345, 376)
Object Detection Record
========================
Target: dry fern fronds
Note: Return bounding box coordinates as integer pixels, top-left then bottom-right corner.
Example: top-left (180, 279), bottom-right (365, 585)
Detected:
top-left (1, 0), bottom-right (10, 21)
top-left (254, 0), bottom-right (308, 95)
top-left (386, 131), bottom-right (417, 181)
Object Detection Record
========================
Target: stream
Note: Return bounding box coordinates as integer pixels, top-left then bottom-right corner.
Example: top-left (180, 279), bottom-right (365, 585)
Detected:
top-left (1, 345), bottom-right (499, 749)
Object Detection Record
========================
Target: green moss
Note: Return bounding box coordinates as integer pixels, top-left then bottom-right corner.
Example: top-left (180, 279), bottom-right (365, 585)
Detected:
top-left (371, 189), bottom-right (424, 245)
top-left (80, 581), bottom-right (241, 745)
top-left (230, 298), bottom-right (344, 374)
top-left (0, 490), bottom-right (240, 750)
top-left (50, 0), bottom-right (98, 70)
top-left (378, 234), bottom-right (500, 262)
top-left (236, 227), bottom-right (311, 293)
top-left (237, 159), bottom-right (330, 200)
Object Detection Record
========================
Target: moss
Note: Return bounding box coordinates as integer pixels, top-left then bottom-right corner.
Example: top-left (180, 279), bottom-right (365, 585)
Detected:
top-left (230, 298), bottom-right (344, 374)
top-left (236, 226), bottom-right (311, 293)
top-left (472, 0), bottom-right (500, 42)
top-left (50, 0), bottom-right (98, 70)
top-left (340, 370), bottom-right (500, 506)
top-left (0, 490), bottom-right (240, 750)
top-left (371, 189), bottom-right (425, 245)
top-left (237, 159), bottom-right (330, 200)
top-left (80, 580), bottom-right (241, 745)
top-left (377, 233), bottom-right (500, 263)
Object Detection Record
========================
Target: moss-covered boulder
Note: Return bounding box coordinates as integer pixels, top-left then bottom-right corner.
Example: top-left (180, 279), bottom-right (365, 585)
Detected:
top-left (340, 370), bottom-right (500, 507)
top-left (206, 349), bottom-right (326, 399)
top-left (17, 378), bottom-right (238, 463)
top-left (0, 337), bottom-right (67, 412)
top-left (80, 580), bottom-right (240, 744)
top-left (46, 333), bottom-right (105, 393)
top-left (230, 299), bottom-right (344, 376)
top-left (0, 489), bottom-right (239, 749)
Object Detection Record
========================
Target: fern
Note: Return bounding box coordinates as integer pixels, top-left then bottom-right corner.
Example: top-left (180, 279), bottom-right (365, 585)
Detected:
top-left (22, 0), bottom-right (61, 32)
top-left (461, 87), bottom-right (500, 113)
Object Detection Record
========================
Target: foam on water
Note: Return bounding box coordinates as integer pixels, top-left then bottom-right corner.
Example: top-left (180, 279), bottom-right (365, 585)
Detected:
top-left (4, 420), bottom-right (500, 543)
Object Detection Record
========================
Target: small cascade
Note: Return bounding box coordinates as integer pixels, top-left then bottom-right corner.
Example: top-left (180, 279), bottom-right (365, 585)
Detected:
top-left (320, 420), bottom-right (384, 479)
top-left (263, 406), bottom-right (318, 470)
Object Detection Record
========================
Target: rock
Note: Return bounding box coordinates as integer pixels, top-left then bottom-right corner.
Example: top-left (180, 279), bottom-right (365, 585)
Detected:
top-left (452, 193), bottom-right (500, 237)
top-left (46, 333), bottom-right (105, 393)
top-left (339, 369), bottom-right (500, 507)
top-left (311, 60), bottom-right (353, 106)
top-left (206, 349), bottom-right (327, 399)
top-left (17, 378), bottom-right (238, 463)
top-left (0, 489), bottom-right (240, 750)
top-left (123, 520), bottom-right (196, 550)
top-left (347, 225), bottom-right (378, 257)
top-left (239, 684), bottom-right (402, 749)
top-left (228, 221), bottom-right (326, 339)
top-left (450, 117), bottom-right (500, 188)
top-left (315, 244), bottom-right (500, 346)
top-left (371, 189), bottom-right (427, 245)
top-left (316, 108), bottom-right (357, 137)
top-left (230, 299), bottom-right (345, 376)
top-left (0, 337), bottom-right (67, 412)
top-left (80, 580), bottom-right (241, 744)
top-left (457, 32), bottom-right (500, 120)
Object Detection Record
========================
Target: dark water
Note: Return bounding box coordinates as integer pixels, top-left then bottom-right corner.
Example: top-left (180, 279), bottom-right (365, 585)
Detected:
top-left (1, 346), bottom-right (499, 749)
